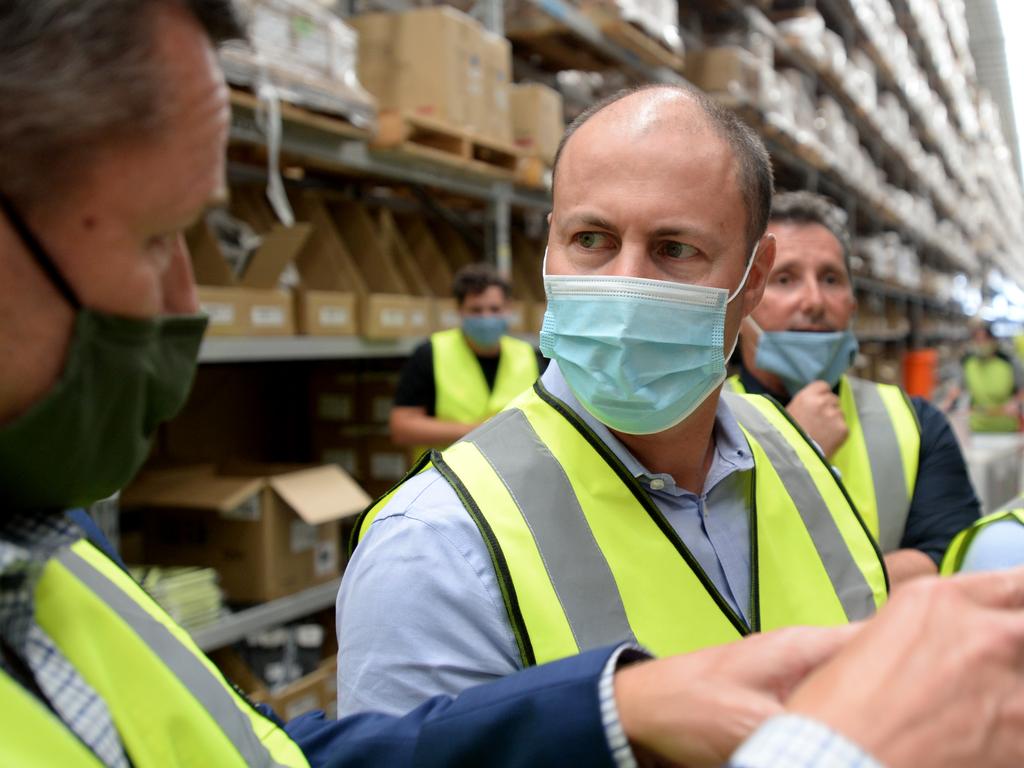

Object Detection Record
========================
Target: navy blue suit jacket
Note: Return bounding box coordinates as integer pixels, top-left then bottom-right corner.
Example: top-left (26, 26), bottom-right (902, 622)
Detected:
top-left (286, 647), bottom-right (620, 768)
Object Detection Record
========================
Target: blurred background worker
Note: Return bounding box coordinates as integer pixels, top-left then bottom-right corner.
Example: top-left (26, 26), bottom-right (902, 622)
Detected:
top-left (730, 192), bottom-right (979, 587)
top-left (389, 262), bottom-right (542, 452)
top-left (945, 321), bottom-right (1023, 433)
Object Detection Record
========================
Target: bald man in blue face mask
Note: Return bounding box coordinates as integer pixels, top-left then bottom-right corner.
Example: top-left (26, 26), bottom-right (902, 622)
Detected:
top-left (337, 85), bottom-right (893, 729)
top-left (729, 191), bottom-right (980, 588)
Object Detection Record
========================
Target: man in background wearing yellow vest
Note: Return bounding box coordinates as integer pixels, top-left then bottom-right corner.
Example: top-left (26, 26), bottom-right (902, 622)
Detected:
top-left (944, 321), bottom-right (1023, 433)
top-left (389, 262), bottom-right (541, 452)
top-left (729, 192), bottom-right (979, 587)
top-left (338, 84), bottom-right (891, 719)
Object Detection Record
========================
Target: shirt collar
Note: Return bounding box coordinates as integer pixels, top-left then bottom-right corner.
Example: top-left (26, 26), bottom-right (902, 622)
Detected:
top-left (539, 362), bottom-right (754, 497)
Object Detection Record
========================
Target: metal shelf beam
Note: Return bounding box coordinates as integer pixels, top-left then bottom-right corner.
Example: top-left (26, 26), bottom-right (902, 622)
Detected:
top-left (199, 334), bottom-right (542, 364)
top-left (190, 578), bottom-right (341, 652)
top-left (230, 99), bottom-right (550, 212)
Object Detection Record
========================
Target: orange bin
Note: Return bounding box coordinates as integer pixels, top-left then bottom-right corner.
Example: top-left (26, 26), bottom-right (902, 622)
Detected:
top-left (903, 349), bottom-right (937, 399)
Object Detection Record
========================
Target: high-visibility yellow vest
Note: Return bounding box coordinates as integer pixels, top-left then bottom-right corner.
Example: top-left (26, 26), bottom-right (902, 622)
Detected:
top-left (432, 328), bottom-right (539, 424)
top-left (0, 538), bottom-right (309, 768)
top-left (941, 502), bottom-right (1024, 574)
top-left (727, 374), bottom-right (920, 552)
top-left (357, 383), bottom-right (888, 666)
top-left (964, 355), bottom-right (1018, 433)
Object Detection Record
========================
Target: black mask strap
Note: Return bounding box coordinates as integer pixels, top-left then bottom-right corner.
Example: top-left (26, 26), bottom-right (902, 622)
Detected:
top-left (0, 195), bottom-right (82, 310)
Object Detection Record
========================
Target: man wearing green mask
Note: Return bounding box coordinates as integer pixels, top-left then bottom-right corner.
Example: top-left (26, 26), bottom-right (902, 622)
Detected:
top-left (338, 84), bottom-right (891, 718)
top-left (728, 192), bottom-right (979, 587)
top-left (389, 262), bottom-right (541, 453)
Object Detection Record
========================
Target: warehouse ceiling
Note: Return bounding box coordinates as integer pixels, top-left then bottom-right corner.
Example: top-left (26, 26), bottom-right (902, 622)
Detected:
top-left (965, 0), bottom-right (1021, 177)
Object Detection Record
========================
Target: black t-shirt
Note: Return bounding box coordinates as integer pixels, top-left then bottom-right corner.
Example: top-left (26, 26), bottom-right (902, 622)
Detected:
top-left (394, 339), bottom-right (547, 416)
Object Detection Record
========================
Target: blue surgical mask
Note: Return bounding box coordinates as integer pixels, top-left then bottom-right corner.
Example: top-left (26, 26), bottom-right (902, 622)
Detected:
top-left (462, 315), bottom-right (508, 348)
top-left (540, 248), bottom-right (756, 435)
top-left (751, 320), bottom-right (859, 396)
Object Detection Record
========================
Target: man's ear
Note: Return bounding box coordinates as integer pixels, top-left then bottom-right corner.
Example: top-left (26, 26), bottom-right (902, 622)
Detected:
top-left (740, 234), bottom-right (776, 318)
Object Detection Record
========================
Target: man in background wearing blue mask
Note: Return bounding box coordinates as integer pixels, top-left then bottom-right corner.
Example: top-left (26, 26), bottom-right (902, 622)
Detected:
top-left (337, 84), bottom-right (892, 734)
top-left (389, 262), bottom-right (541, 453)
top-left (729, 191), bottom-right (979, 588)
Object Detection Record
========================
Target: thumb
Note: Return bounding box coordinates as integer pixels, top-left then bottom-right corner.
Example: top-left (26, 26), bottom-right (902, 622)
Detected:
top-left (750, 624), bottom-right (863, 697)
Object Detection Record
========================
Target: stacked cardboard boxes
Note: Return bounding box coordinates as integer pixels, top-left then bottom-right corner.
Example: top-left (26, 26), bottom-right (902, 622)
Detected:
top-left (309, 366), bottom-right (409, 499)
top-left (510, 84), bottom-right (565, 166)
top-left (351, 7), bottom-right (513, 144)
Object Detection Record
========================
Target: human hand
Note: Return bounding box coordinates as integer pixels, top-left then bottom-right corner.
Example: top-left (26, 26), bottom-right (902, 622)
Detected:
top-left (787, 567), bottom-right (1024, 768)
top-left (615, 625), bottom-right (859, 767)
top-left (786, 381), bottom-right (848, 457)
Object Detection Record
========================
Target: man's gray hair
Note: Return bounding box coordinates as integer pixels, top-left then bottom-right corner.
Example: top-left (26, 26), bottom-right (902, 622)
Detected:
top-left (0, 0), bottom-right (246, 206)
top-left (769, 191), bottom-right (853, 276)
top-left (551, 83), bottom-right (774, 251)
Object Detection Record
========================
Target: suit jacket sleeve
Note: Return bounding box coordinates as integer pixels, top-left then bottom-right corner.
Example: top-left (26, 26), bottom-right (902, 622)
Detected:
top-left (285, 644), bottom-right (621, 768)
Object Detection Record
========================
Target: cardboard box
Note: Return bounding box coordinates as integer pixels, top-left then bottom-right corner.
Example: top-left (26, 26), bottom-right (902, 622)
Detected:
top-left (510, 84), bottom-right (564, 165)
top-left (311, 371), bottom-right (360, 424)
top-left (358, 372), bottom-right (401, 425)
top-left (311, 424), bottom-right (366, 479)
top-left (187, 196), bottom-right (309, 336)
top-left (684, 46), bottom-right (763, 100)
top-left (123, 464), bottom-right (371, 603)
top-left (197, 286), bottom-right (295, 336)
top-left (363, 434), bottom-right (411, 498)
top-left (252, 658), bottom-right (338, 722)
top-left (482, 32), bottom-right (513, 143)
top-left (505, 300), bottom-right (530, 334)
top-left (296, 290), bottom-right (359, 336)
top-left (351, 7), bottom-right (482, 129)
top-left (428, 218), bottom-right (477, 274)
top-left (395, 215), bottom-right (455, 298)
top-left (434, 298), bottom-right (462, 330)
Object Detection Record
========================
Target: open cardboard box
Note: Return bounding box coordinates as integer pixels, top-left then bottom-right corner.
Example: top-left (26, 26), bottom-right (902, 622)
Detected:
top-left (187, 189), bottom-right (310, 336)
top-left (122, 462), bottom-right (371, 603)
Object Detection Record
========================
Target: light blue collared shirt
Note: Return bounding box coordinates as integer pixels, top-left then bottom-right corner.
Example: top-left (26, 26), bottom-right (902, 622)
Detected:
top-left (336, 363), bottom-right (755, 717)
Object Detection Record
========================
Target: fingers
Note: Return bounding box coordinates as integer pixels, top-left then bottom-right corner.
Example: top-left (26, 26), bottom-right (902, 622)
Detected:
top-left (948, 566), bottom-right (1024, 610)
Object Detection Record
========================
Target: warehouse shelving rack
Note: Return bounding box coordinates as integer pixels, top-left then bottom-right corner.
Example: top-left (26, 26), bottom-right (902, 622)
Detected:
top-left (181, 0), bottom-right (999, 649)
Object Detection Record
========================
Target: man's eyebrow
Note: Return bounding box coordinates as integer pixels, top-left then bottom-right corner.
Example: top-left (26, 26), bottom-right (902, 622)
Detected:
top-left (649, 225), bottom-right (709, 239)
top-left (559, 212), bottom-right (617, 231)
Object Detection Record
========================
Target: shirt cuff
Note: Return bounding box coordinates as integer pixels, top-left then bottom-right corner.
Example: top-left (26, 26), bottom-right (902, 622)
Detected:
top-left (598, 644), bottom-right (651, 768)
top-left (731, 714), bottom-right (884, 768)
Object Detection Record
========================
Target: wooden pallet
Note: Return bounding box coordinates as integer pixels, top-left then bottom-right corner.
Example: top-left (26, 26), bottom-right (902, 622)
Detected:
top-left (229, 88), bottom-right (373, 143)
top-left (516, 155), bottom-right (552, 190)
top-left (507, 7), bottom-right (684, 73)
top-left (372, 111), bottom-right (521, 181)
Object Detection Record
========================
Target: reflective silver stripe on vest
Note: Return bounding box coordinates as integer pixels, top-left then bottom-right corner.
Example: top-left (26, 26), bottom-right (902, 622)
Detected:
top-left (58, 549), bottom-right (287, 768)
top-left (847, 378), bottom-right (912, 552)
top-left (721, 392), bottom-right (876, 621)
top-left (467, 409), bottom-right (639, 651)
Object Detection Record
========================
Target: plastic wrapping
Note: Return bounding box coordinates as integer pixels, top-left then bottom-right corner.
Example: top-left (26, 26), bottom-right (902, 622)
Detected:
top-left (220, 0), bottom-right (377, 130)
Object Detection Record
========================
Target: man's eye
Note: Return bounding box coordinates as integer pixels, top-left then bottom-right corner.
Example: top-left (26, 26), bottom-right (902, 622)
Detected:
top-left (657, 241), bottom-right (697, 259)
top-left (575, 232), bottom-right (611, 249)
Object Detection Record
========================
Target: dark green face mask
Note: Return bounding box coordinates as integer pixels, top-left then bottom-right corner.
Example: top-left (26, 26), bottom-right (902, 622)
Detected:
top-left (0, 196), bottom-right (208, 510)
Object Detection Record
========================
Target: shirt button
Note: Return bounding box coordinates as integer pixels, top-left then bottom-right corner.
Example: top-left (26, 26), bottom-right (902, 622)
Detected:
top-left (649, 478), bottom-right (666, 491)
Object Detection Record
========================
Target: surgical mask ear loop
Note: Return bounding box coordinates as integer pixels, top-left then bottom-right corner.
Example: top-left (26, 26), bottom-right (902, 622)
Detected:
top-left (724, 242), bottom-right (761, 358)
top-left (726, 241), bottom-right (760, 303)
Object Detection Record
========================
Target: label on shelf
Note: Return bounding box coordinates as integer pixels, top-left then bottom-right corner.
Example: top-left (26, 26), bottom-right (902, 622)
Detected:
top-left (379, 308), bottom-right (406, 328)
top-left (315, 540), bottom-right (339, 577)
top-left (318, 306), bottom-right (352, 328)
top-left (221, 494), bottom-right (262, 522)
top-left (251, 304), bottom-right (288, 328)
top-left (204, 302), bottom-right (236, 327)
top-left (290, 520), bottom-right (319, 553)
